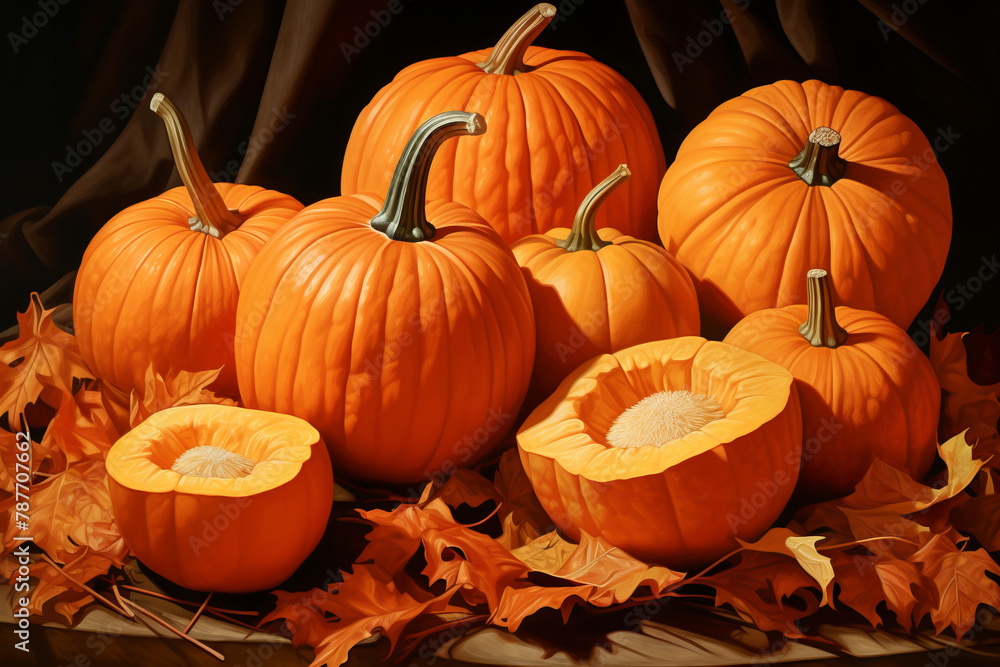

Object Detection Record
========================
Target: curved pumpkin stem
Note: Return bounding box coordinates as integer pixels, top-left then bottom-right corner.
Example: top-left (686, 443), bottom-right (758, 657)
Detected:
top-left (558, 164), bottom-right (630, 252)
top-left (478, 4), bottom-right (556, 75)
top-left (788, 126), bottom-right (848, 187)
top-left (799, 269), bottom-right (848, 348)
top-left (370, 111), bottom-right (486, 242)
top-left (150, 93), bottom-right (241, 238)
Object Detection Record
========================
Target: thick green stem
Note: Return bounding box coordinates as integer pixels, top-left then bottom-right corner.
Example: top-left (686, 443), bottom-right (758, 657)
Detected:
top-left (799, 269), bottom-right (848, 348)
top-left (150, 93), bottom-right (241, 237)
top-left (370, 111), bottom-right (486, 242)
top-left (788, 126), bottom-right (848, 187)
top-left (558, 164), bottom-right (631, 252)
top-left (478, 4), bottom-right (556, 75)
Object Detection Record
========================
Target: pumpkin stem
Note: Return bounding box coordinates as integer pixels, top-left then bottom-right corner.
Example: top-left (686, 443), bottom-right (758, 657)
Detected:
top-left (558, 164), bottom-right (630, 252)
top-left (788, 126), bottom-right (848, 187)
top-left (799, 269), bottom-right (848, 348)
top-left (370, 111), bottom-right (486, 242)
top-left (150, 93), bottom-right (242, 238)
top-left (478, 4), bottom-right (556, 75)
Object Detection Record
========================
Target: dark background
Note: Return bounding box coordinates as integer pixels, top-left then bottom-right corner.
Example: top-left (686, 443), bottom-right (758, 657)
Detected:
top-left (0, 0), bottom-right (997, 341)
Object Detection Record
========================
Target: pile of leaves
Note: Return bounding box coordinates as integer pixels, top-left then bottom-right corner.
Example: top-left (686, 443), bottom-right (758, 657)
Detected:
top-left (0, 294), bottom-right (235, 622)
top-left (1, 293), bottom-right (999, 666)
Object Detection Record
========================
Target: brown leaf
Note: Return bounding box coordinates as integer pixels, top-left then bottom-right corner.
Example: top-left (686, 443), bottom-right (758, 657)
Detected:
top-left (831, 550), bottom-right (921, 629)
top-left (0, 293), bottom-right (94, 425)
top-left (40, 387), bottom-right (118, 464)
top-left (129, 365), bottom-right (236, 427)
top-left (493, 449), bottom-right (552, 549)
top-left (909, 534), bottom-right (1000, 636)
top-left (736, 528), bottom-right (835, 605)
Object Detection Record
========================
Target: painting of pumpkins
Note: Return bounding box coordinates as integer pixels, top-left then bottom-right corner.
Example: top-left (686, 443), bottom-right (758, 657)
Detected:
top-left (1, 2), bottom-right (998, 666)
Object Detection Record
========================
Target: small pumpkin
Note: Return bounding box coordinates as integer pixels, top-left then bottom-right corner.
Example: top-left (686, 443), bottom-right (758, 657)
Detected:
top-left (517, 337), bottom-right (802, 569)
top-left (73, 94), bottom-right (302, 398)
top-left (343, 4), bottom-right (665, 244)
top-left (511, 164), bottom-right (699, 402)
top-left (235, 111), bottom-right (535, 484)
top-left (657, 79), bottom-right (951, 336)
top-left (724, 269), bottom-right (940, 500)
top-left (106, 405), bottom-right (333, 592)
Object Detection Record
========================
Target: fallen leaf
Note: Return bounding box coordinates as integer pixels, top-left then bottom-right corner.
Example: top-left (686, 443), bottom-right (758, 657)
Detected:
top-left (737, 528), bottom-right (834, 605)
top-left (0, 294), bottom-right (94, 425)
top-left (129, 365), bottom-right (236, 427)
top-left (831, 550), bottom-right (921, 629)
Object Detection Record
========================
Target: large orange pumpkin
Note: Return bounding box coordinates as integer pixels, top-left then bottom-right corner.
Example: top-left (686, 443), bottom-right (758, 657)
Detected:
top-left (511, 164), bottom-right (699, 402)
top-left (106, 405), bottom-right (333, 592)
top-left (235, 111), bottom-right (535, 484)
top-left (657, 79), bottom-right (952, 336)
top-left (342, 4), bottom-right (665, 244)
top-left (517, 337), bottom-right (802, 569)
top-left (74, 94), bottom-right (302, 398)
top-left (724, 269), bottom-right (940, 500)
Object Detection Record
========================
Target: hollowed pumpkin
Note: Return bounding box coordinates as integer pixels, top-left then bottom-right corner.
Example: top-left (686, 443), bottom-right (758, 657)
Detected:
top-left (517, 337), bottom-right (802, 569)
top-left (342, 4), bottom-right (665, 244)
top-left (106, 404), bottom-right (333, 592)
top-left (724, 269), bottom-right (940, 500)
top-left (235, 111), bottom-right (535, 484)
top-left (657, 79), bottom-right (951, 336)
top-left (511, 164), bottom-right (699, 403)
top-left (74, 94), bottom-right (302, 398)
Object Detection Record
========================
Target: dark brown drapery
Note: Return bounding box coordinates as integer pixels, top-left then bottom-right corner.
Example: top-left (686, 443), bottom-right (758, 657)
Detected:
top-left (2, 0), bottom-right (996, 334)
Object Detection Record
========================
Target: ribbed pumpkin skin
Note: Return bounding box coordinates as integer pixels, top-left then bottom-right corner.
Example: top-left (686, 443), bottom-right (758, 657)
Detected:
top-left (512, 227), bottom-right (700, 401)
top-left (107, 405), bottom-right (333, 593)
top-left (343, 47), bottom-right (665, 244)
top-left (724, 305), bottom-right (940, 500)
top-left (517, 338), bottom-right (802, 570)
top-left (74, 184), bottom-right (302, 398)
top-left (657, 79), bottom-right (951, 334)
top-left (235, 195), bottom-right (535, 484)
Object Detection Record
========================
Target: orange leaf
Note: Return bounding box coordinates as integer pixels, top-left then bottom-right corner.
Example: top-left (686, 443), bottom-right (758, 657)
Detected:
top-left (831, 550), bottom-right (921, 629)
top-left (129, 365), bottom-right (236, 427)
top-left (931, 322), bottom-right (1000, 465)
top-left (40, 387), bottom-right (118, 464)
top-left (493, 449), bottom-right (553, 549)
top-left (0, 294), bottom-right (94, 425)
top-left (25, 549), bottom-right (121, 623)
top-left (736, 528), bottom-right (834, 605)
top-left (908, 534), bottom-right (1000, 637)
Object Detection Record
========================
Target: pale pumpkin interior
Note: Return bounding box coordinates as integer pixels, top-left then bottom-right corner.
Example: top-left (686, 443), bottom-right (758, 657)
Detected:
top-left (106, 405), bottom-right (320, 496)
top-left (517, 337), bottom-right (795, 482)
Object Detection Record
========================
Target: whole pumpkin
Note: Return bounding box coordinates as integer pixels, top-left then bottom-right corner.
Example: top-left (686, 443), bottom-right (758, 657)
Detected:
top-left (657, 79), bottom-right (951, 336)
top-left (517, 337), bottom-right (802, 569)
top-left (235, 111), bottom-right (535, 484)
top-left (724, 269), bottom-right (940, 500)
top-left (342, 4), bottom-right (665, 244)
top-left (107, 404), bottom-right (333, 592)
top-left (74, 94), bottom-right (302, 398)
top-left (511, 164), bottom-right (699, 402)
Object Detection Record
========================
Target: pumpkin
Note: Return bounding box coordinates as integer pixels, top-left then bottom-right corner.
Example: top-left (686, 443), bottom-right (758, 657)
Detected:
top-left (657, 79), bottom-right (952, 336)
top-left (73, 94), bottom-right (302, 398)
top-left (235, 111), bottom-right (535, 484)
top-left (511, 164), bottom-right (699, 403)
top-left (342, 3), bottom-right (665, 244)
top-left (517, 337), bottom-right (802, 569)
top-left (106, 404), bottom-right (333, 592)
top-left (724, 269), bottom-right (940, 500)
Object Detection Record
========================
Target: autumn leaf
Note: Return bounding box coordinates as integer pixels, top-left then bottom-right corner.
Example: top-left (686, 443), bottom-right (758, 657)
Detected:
top-left (0, 293), bottom-right (94, 425)
top-left (26, 549), bottom-right (122, 623)
top-left (264, 563), bottom-right (468, 667)
top-left (493, 449), bottom-right (554, 550)
top-left (736, 528), bottom-right (834, 605)
top-left (40, 387), bottom-right (118, 464)
top-left (908, 534), bottom-right (1000, 637)
top-left (831, 550), bottom-right (921, 629)
top-left (129, 364), bottom-right (236, 427)
top-left (953, 481), bottom-right (1000, 551)
top-left (931, 320), bottom-right (1000, 465)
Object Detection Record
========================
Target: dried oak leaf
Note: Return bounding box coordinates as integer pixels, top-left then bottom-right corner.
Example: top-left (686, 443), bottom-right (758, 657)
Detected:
top-left (129, 364), bottom-right (236, 427)
top-left (831, 550), bottom-right (921, 629)
top-left (0, 293), bottom-right (94, 425)
top-left (264, 563), bottom-right (468, 667)
top-left (931, 322), bottom-right (1000, 465)
top-left (908, 533), bottom-right (1000, 637)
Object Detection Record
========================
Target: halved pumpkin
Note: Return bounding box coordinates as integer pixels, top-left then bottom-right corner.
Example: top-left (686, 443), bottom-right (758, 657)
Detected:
top-left (517, 337), bottom-right (802, 569)
top-left (106, 405), bottom-right (333, 592)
